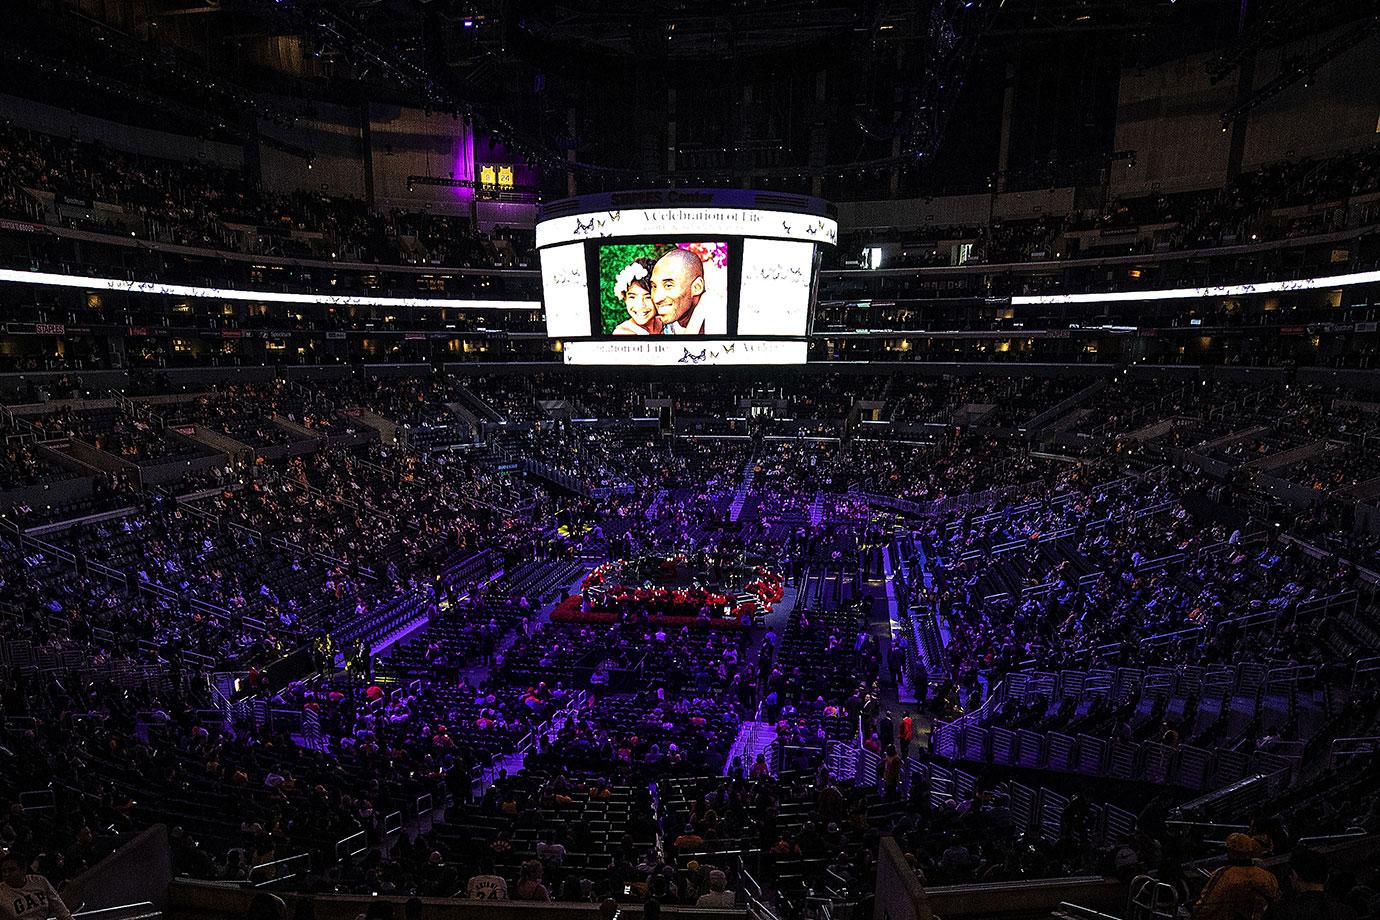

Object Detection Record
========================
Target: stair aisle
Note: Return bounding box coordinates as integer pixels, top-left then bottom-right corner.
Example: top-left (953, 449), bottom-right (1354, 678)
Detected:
top-left (645, 488), bottom-right (669, 520)
top-left (723, 721), bottom-right (779, 776)
top-left (728, 449), bottom-right (760, 522)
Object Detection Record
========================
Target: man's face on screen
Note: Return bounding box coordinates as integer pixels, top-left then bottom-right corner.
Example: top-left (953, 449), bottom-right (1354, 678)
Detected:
top-left (651, 253), bottom-right (704, 327)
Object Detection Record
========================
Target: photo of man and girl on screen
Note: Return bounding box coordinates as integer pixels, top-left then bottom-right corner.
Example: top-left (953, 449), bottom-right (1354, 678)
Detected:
top-left (598, 241), bottom-right (729, 337)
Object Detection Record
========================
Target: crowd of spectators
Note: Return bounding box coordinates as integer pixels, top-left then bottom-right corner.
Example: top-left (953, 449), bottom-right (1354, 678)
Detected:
top-left (0, 370), bottom-right (1377, 920)
top-left (0, 121), bottom-right (525, 268)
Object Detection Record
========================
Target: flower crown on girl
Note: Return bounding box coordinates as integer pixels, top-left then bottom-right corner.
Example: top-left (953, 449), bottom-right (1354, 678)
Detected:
top-left (614, 260), bottom-right (653, 299)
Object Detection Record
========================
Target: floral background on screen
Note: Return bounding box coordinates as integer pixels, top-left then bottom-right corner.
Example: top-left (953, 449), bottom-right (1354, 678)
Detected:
top-left (596, 241), bottom-right (729, 335)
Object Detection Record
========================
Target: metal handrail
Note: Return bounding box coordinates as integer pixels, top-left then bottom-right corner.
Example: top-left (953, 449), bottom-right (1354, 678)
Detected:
top-left (251, 851), bottom-right (312, 888)
top-left (334, 831), bottom-right (367, 860)
top-left (1054, 902), bottom-right (1123, 920)
top-left (72, 902), bottom-right (160, 920)
top-left (1328, 735), bottom-right (1380, 768)
top-left (740, 867), bottom-right (781, 920)
top-left (1295, 827), bottom-right (1367, 848)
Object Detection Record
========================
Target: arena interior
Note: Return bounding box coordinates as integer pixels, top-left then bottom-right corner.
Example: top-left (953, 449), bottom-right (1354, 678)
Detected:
top-left (2, 2), bottom-right (1380, 920)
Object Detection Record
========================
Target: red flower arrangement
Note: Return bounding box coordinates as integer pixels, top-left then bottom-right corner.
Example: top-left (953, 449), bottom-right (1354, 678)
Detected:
top-left (563, 557), bottom-right (784, 628)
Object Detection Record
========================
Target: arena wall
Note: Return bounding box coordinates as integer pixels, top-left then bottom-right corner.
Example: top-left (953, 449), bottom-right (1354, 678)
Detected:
top-left (0, 93), bottom-right (243, 169)
top-left (1241, 30), bottom-right (1380, 170)
top-left (1110, 50), bottom-right (1236, 197)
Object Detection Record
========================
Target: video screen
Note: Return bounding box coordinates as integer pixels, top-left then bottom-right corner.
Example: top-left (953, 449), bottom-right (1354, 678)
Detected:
top-left (540, 242), bottom-right (593, 337)
top-left (737, 238), bottom-right (815, 337)
top-left (598, 242), bottom-right (729, 336)
top-left (535, 198), bottom-right (837, 365)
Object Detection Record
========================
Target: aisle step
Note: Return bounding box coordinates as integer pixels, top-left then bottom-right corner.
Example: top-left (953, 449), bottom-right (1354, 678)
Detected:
top-left (723, 720), bottom-right (779, 776)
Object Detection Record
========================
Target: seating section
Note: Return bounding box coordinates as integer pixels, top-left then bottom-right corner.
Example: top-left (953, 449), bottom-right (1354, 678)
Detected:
top-left (0, 372), bottom-right (1378, 919)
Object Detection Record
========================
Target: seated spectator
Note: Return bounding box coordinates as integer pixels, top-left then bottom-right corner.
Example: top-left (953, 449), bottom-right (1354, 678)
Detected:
top-left (1193, 834), bottom-right (1280, 920)
top-left (1264, 848), bottom-right (1358, 920)
top-left (512, 860), bottom-right (550, 902)
top-left (465, 860), bottom-right (509, 901)
top-left (0, 854), bottom-right (72, 920)
top-left (695, 870), bottom-right (736, 909)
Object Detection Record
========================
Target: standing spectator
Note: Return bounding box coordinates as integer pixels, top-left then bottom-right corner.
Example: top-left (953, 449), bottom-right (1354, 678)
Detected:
top-left (750, 754), bottom-right (771, 779)
top-left (888, 639), bottom-right (905, 687)
top-left (900, 712), bottom-right (915, 759)
top-left (883, 745), bottom-right (903, 799)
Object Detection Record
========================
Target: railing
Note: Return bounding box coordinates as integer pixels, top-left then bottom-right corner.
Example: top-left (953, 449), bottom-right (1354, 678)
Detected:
top-left (251, 852), bottom-right (312, 888)
top-left (1162, 820), bottom-right (1251, 846)
top-left (334, 831), bottom-right (368, 861)
top-left (741, 865), bottom-right (783, 920)
top-left (892, 758), bottom-right (1138, 853)
top-left (936, 675), bottom-right (1304, 791)
top-left (1328, 736), bottom-right (1380, 768)
top-left (17, 788), bottom-right (55, 812)
top-left (890, 535), bottom-right (951, 682)
top-left (1054, 902), bottom-right (1123, 920)
top-left (1354, 657), bottom-right (1380, 688)
top-left (1295, 827), bottom-right (1368, 848)
top-left (303, 708), bottom-right (323, 751)
top-left (1127, 875), bottom-right (1187, 920)
top-left (930, 680), bottom-right (1005, 759)
top-left (1, 639), bottom-right (190, 690)
top-left (72, 903), bottom-right (161, 920)
top-left (384, 810), bottom-right (403, 837)
top-left (825, 740), bottom-right (858, 784)
top-left (1170, 769), bottom-right (1290, 822)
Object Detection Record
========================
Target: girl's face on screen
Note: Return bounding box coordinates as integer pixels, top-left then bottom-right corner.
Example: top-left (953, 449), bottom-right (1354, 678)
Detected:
top-left (624, 286), bottom-right (657, 326)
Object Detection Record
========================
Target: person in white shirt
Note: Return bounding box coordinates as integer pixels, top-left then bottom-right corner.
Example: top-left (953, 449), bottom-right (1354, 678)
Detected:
top-left (465, 858), bottom-right (509, 901)
top-left (694, 870), bottom-right (737, 909)
top-left (0, 855), bottom-right (72, 920)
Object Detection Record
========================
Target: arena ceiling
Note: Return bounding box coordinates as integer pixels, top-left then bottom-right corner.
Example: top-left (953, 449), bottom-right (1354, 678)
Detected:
top-left (20, 0), bottom-right (1380, 184)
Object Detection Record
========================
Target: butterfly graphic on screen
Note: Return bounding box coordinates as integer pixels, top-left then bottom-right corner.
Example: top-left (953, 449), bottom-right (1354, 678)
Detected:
top-left (608, 211), bottom-right (621, 221)
top-left (782, 221), bottom-right (793, 234)
top-left (722, 343), bottom-right (736, 353)
top-left (574, 217), bottom-right (595, 234)
top-left (678, 348), bottom-right (708, 365)
top-left (806, 224), bottom-right (817, 235)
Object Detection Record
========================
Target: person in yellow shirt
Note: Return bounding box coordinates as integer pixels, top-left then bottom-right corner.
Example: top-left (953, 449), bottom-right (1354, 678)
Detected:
top-left (1192, 834), bottom-right (1281, 920)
